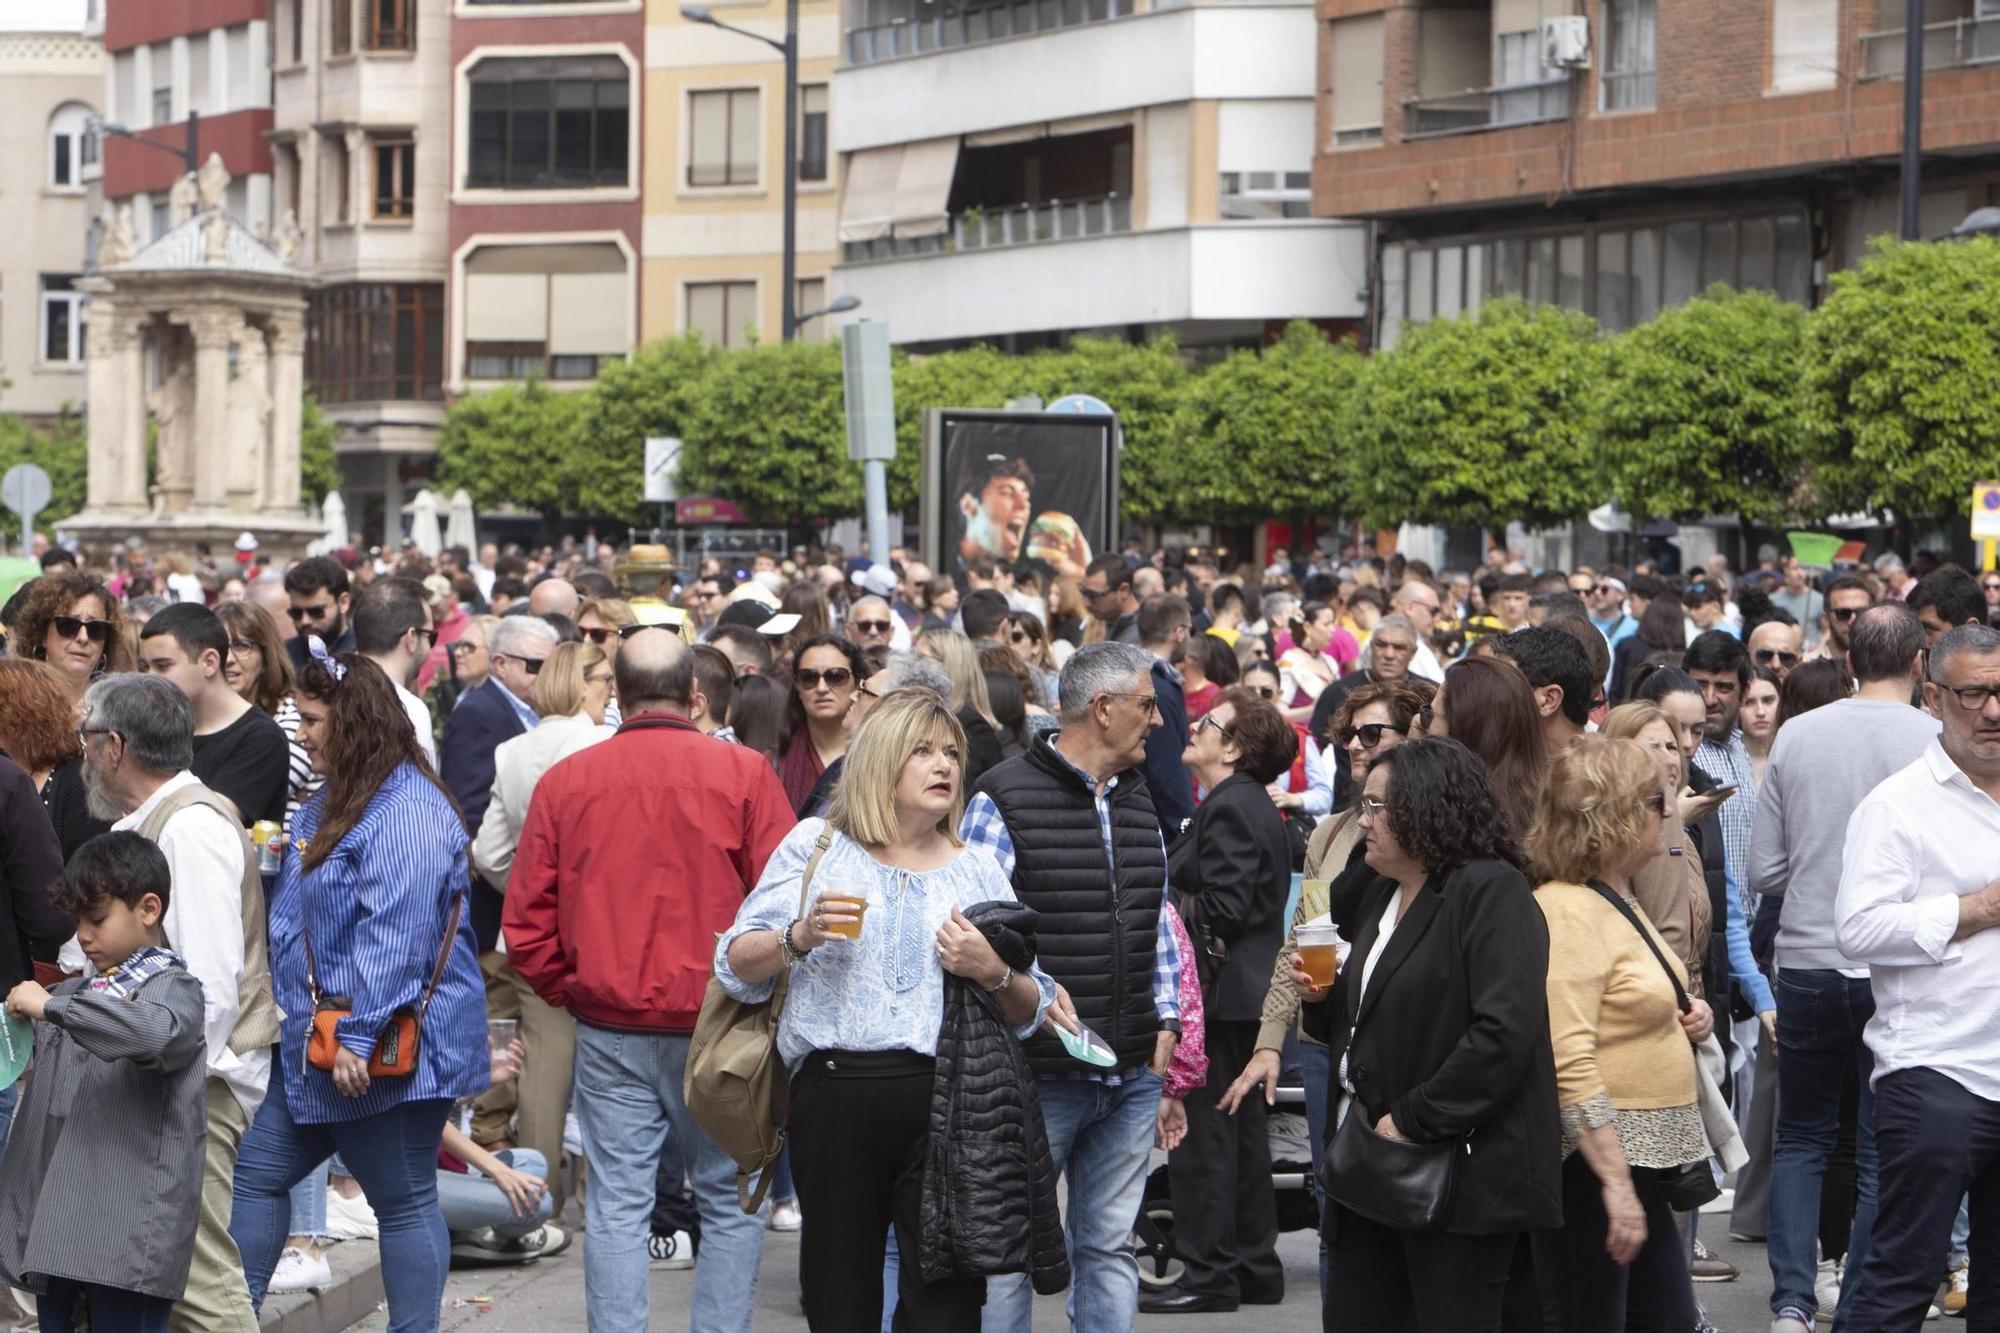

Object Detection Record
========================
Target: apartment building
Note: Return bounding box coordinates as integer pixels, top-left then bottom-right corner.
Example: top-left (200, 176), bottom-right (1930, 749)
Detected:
top-left (826, 0), bottom-right (1368, 351)
top-left (1, 0), bottom-right (103, 420)
top-left (642, 0), bottom-right (841, 347)
top-left (1317, 0), bottom-right (2000, 344)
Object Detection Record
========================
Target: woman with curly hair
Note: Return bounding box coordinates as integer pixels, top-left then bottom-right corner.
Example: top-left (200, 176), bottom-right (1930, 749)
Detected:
top-left (1294, 737), bottom-right (1560, 1332)
top-left (12, 570), bottom-right (134, 696)
top-left (0, 657), bottom-right (112, 858)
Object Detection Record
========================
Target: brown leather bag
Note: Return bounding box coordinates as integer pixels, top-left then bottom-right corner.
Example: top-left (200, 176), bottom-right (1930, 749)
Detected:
top-left (306, 894), bottom-right (463, 1079)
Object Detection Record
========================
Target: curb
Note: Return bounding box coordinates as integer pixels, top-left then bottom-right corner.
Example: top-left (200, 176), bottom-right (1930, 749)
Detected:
top-left (259, 1242), bottom-right (384, 1333)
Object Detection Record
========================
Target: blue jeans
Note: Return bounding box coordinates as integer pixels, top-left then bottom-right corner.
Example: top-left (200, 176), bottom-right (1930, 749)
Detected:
top-left (983, 1070), bottom-right (1163, 1332)
top-left (1769, 968), bottom-right (1879, 1327)
top-left (0, 1080), bottom-right (19, 1149)
top-left (439, 1147), bottom-right (554, 1242)
top-left (230, 1090), bottom-right (453, 1332)
top-left (288, 1160), bottom-right (329, 1240)
top-left (572, 1024), bottom-right (764, 1333)
top-left (1952, 1195), bottom-right (1971, 1268)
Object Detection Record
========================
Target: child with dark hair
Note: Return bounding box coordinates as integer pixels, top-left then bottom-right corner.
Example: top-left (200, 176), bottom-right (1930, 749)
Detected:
top-left (0, 832), bottom-right (208, 1333)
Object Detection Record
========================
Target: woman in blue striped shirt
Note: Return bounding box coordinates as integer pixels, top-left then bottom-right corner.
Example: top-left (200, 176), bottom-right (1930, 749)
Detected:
top-left (228, 650), bottom-right (487, 1332)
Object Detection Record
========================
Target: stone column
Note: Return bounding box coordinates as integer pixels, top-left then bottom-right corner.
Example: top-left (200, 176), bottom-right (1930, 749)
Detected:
top-left (187, 309), bottom-right (238, 511)
top-left (82, 297), bottom-right (147, 511)
top-left (266, 314), bottom-right (305, 514)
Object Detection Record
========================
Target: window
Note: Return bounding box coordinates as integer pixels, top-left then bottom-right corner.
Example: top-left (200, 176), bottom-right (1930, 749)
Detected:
top-left (49, 103), bottom-right (94, 188)
top-left (1218, 171), bottom-right (1311, 220)
top-left (1328, 14), bottom-right (1385, 145)
top-left (686, 281), bottom-right (757, 347)
top-left (795, 277), bottom-right (827, 337)
top-left (366, 0), bottom-right (414, 51)
top-left (1602, 0), bottom-right (1657, 110)
top-left (325, 132), bottom-right (352, 223)
top-left (331, 0), bottom-right (352, 55)
top-left (463, 246), bottom-right (628, 380)
top-left (306, 283), bottom-right (445, 403)
top-left (289, 0), bottom-right (303, 63)
top-left (687, 89), bottom-right (759, 188)
top-left (467, 56), bottom-right (631, 190)
top-left (799, 84), bottom-right (829, 183)
top-left (151, 86), bottom-right (172, 126)
top-left (40, 276), bottom-right (86, 363)
top-left (1771, 0), bottom-right (1838, 92)
top-left (1493, 31), bottom-right (1565, 125)
top-left (373, 139), bottom-right (415, 218)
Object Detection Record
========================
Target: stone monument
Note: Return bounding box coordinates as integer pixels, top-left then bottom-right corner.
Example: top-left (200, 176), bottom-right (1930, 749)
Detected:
top-left (61, 155), bottom-right (326, 560)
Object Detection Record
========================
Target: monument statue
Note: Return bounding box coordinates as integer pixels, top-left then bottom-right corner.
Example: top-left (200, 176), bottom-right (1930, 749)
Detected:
top-left (168, 172), bottom-right (199, 227)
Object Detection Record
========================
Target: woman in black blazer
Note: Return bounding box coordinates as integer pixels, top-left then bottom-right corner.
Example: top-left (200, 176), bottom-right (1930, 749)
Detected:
top-left (1144, 687), bottom-right (1299, 1315)
top-left (1299, 737), bottom-right (1561, 1333)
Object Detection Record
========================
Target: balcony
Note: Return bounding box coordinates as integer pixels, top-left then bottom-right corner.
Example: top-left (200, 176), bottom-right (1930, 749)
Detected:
top-left (844, 193), bottom-right (1132, 261)
top-left (1860, 15), bottom-right (2000, 79)
top-left (1403, 78), bottom-right (1569, 138)
top-left (845, 0), bottom-right (1137, 67)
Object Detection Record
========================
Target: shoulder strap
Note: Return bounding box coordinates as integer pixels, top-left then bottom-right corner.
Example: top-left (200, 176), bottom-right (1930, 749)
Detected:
top-left (302, 883), bottom-right (464, 1016)
top-left (1587, 880), bottom-right (1691, 1014)
top-left (770, 827), bottom-right (836, 1020)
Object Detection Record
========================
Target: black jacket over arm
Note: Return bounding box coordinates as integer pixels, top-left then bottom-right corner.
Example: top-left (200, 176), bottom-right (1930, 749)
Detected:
top-left (0, 754), bottom-right (72, 995)
top-left (1143, 659), bottom-right (1196, 836)
top-left (1168, 772), bottom-right (1292, 1023)
top-left (1303, 857), bottom-right (1561, 1236)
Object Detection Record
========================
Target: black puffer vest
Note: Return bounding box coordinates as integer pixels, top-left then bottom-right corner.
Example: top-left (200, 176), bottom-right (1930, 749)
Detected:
top-left (972, 734), bottom-right (1165, 1076)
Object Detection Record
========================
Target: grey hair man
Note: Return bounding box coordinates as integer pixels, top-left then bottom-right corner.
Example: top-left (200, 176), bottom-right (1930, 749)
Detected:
top-left (1836, 623), bottom-right (2000, 1328)
top-left (77, 673), bottom-right (277, 1333)
top-left (962, 639), bottom-right (1185, 1331)
top-left (1389, 582), bottom-right (1447, 682)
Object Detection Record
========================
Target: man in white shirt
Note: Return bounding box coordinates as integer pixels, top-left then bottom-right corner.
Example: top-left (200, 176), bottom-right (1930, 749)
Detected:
top-left (1836, 624), bottom-right (2000, 1330)
top-left (353, 576), bottom-right (438, 764)
top-left (1389, 581), bottom-right (1447, 682)
top-left (78, 674), bottom-right (276, 1333)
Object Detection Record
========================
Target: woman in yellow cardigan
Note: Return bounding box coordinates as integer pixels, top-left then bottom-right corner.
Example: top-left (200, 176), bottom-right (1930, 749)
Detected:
top-left (1528, 736), bottom-right (1715, 1332)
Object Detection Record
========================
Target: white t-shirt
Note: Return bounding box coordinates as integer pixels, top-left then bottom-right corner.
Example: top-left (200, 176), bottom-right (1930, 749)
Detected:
top-left (395, 680), bottom-right (438, 764)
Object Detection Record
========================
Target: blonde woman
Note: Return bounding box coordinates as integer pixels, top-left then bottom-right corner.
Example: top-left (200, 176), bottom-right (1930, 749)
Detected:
top-left (715, 690), bottom-right (1057, 1332)
top-left (1598, 702), bottom-right (1714, 1004)
top-left (915, 628), bottom-right (1004, 785)
top-left (1528, 736), bottom-right (1712, 1332)
top-left (577, 598), bottom-right (637, 726)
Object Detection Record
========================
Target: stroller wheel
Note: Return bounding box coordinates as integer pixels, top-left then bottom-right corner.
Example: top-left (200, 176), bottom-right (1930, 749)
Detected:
top-left (1131, 1202), bottom-right (1184, 1291)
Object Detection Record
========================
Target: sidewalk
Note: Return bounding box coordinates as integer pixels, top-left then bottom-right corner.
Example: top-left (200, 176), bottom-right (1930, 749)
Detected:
top-left (258, 1243), bottom-right (382, 1333)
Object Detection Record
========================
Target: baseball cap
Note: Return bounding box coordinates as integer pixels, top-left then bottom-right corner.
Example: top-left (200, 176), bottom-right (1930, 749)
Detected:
top-left (717, 601), bottom-right (800, 637)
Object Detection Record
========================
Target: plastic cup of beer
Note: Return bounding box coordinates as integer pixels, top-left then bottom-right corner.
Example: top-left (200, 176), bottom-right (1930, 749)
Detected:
top-left (817, 892), bottom-right (869, 940)
top-left (1297, 921), bottom-right (1341, 989)
top-left (488, 1019), bottom-right (518, 1052)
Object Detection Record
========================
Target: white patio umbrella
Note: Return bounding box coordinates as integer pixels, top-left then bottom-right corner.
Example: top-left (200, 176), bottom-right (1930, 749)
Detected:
top-left (322, 492), bottom-right (350, 552)
top-left (445, 488), bottom-right (477, 553)
top-left (407, 488), bottom-right (442, 558)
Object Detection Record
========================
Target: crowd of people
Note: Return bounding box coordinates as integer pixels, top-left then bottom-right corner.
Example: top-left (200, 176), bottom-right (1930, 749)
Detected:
top-left (0, 527), bottom-right (1994, 1333)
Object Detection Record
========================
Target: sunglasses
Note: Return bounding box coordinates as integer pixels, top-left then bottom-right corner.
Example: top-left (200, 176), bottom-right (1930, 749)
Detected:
top-left (1984, 581), bottom-right (2000, 593)
top-left (1338, 722), bottom-right (1406, 748)
top-left (287, 604), bottom-right (337, 622)
top-left (1246, 685), bottom-right (1277, 700)
top-left (1828, 606), bottom-right (1865, 623)
top-left (499, 654), bottom-right (544, 675)
top-left (1080, 584), bottom-right (1118, 601)
top-left (1753, 648), bottom-right (1801, 667)
top-left (450, 640), bottom-right (483, 656)
top-left (850, 619), bottom-right (893, 636)
top-left (582, 627), bottom-right (616, 645)
top-left (796, 667), bottom-right (854, 690)
top-left (53, 616), bottom-right (113, 643)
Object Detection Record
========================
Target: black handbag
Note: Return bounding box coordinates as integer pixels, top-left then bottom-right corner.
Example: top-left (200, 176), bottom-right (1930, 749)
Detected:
top-left (1586, 880), bottom-right (1721, 1213)
top-left (1319, 1102), bottom-right (1464, 1232)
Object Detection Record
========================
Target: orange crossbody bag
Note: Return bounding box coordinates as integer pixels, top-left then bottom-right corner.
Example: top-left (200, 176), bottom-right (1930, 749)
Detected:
top-left (305, 894), bottom-right (463, 1078)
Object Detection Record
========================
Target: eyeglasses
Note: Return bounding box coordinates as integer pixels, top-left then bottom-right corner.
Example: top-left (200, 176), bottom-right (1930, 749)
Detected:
top-left (287, 604), bottom-right (336, 623)
top-left (1828, 605), bottom-right (1865, 623)
top-left (1938, 683), bottom-right (2000, 711)
top-left (1338, 722), bottom-right (1407, 749)
top-left (410, 626), bottom-right (436, 646)
top-left (855, 681), bottom-right (881, 701)
top-left (1102, 691), bottom-right (1160, 715)
top-left (52, 616), bottom-right (113, 643)
top-left (796, 667), bottom-right (854, 690)
top-left (1193, 714), bottom-right (1232, 740)
top-left (1753, 648), bottom-right (1801, 668)
top-left (1357, 797), bottom-right (1387, 819)
top-left (227, 638), bottom-right (261, 657)
top-left (76, 726), bottom-right (114, 747)
top-left (851, 619), bottom-right (893, 636)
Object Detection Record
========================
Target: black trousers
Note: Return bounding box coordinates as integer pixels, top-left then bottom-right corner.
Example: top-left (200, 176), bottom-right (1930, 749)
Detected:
top-left (1849, 1067), bottom-right (2000, 1333)
top-left (788, 1049), bottom-right (983, 1333)
top-left (1168, 1018), bottom-right (1283, 1299)
top-left (1321, 1201), bottom-right (1523, 1332)
top-left (650, 1121), bottom-right (698, 1239)
top-left (1534, 1152), bottom-right (1698, 1333)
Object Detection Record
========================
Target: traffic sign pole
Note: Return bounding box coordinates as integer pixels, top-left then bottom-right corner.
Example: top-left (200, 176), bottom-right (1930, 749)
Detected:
top-left (1, 463), bottom-right (53, 554)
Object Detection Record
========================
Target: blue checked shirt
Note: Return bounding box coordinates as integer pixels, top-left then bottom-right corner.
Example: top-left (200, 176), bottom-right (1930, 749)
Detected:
top-left (960, 741), bottom-right (1182, 1086)
top-left (1695, 730), bottom-right (1757, 912)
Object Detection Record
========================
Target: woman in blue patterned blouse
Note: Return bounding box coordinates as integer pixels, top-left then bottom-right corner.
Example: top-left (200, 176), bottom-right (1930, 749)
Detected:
top-left (228, 651), bottom-right (487, 1332)
top-left (717, 688), bottom-right (1056, 1332)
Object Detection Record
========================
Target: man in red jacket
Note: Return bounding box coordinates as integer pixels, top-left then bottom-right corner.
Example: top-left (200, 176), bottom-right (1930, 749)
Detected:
top-left (503, 628), bottom-right (794, 1333)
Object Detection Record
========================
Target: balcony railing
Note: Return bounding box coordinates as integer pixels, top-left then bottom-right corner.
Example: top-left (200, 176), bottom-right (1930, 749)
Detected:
top-left (843, 193), bottom-right (1132, 262)
top-left (844, 0), bottom-right (1135, 66)
top-left (1402, 78), bottom-right (1569, 139)
top-left (1859, 15), bottom-right (2000, 79)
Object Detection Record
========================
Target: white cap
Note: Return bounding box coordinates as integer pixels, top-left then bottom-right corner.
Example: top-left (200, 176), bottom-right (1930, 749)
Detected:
top-left (850, 564), bottom-right (898, 599)
top-left (234, 531), bottom-right (260, 552)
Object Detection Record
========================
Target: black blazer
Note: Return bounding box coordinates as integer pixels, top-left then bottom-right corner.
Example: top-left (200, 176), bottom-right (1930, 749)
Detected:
top-left (1167, 772), bottom-right (1292, 1023)
top-left (1143, 660), bottom-right (1196, 836)
top-left (440, 680), bottom-right (530, 952)
top-left (1303, 857), bottom-right (1562, 1235)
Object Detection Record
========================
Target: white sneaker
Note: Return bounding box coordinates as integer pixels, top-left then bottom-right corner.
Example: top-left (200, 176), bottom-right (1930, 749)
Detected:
top-left (267, 1246), bottom-right (333, 1295)
top-left (647, 1230), bottom-right (694, 1270)
top-left (563, 1111), bottom-right (583, 1157)
top-left (768, 1201), bottom-right (802, 1233)
top-left (1815, 1257), bottom-right (1842, 1314)
top-left (324, 1187), bottom-right (378, 1242)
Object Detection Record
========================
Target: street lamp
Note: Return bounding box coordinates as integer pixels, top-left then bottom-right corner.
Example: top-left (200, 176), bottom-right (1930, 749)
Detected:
top-left (682, 1), bottom-right (803, 342)
top-left (799, 293), bottom-right (861, 326)
top-left (94, 108), bottom-right (201, 177)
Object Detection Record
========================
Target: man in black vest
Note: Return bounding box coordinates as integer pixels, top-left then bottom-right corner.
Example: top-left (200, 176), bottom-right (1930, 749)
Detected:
top-left (963, 640), bottom-right (1182, 1332)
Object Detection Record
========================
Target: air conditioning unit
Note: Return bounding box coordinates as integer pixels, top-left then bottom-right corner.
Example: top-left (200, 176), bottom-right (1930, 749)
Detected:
top-left (1542, 15), bottom-right (1591, 70)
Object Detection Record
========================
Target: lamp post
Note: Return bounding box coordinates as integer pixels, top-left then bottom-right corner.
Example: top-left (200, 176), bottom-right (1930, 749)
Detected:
top-left (683, 2), bottom-right (801, 341)
top-left (1899, 0), bottom-right (1923, 241)
top-left (799, 293), bottom-right (861, 326)
top-left (95, 107), bottom-right (201, 178)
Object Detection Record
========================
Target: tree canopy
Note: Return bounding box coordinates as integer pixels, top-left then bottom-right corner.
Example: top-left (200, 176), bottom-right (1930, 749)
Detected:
top-left (0, 411), bottom-right (86, 526)
top-left (433, 379), bottom-right (587, 521)
top-left (678, 340), bottom-right (855, 523)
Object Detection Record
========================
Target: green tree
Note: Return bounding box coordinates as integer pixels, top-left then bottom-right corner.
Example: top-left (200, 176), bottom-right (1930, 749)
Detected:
top-left (1596, 286), bottom-right (1810, 528)
top-left (1172, 321), bottom-right (1360, 524)
top-left (433, 379), bottom-right (588, 521)
top-left (572, 335), bottom-right (718, 524)
top-left (0, 410), bottom-right (87, 524)
top-left (300, 393), bottom-right (342, 506)
top-left (1801, 235), bottom-right (2000, 522)
top-left (1015, 335), bottom-right (1193, 525)
top-left (1343, 300), bottom-right (1606, 532)
top-left (680, 340), bottom-right (855, 524)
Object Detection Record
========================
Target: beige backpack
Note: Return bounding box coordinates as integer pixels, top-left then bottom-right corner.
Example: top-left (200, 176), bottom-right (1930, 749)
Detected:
top-left (685, 827), bottom-right (833, 1213)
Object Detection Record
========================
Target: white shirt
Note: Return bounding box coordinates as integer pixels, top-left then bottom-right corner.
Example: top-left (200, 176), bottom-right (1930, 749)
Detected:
top-left (1836, 740), bottom-right (2000, 1101)
top-left (1409, 641), bottom-right (1445, 684)
top-left (395, 680), bottom-right (438, 764)
top-left (1337, 890), bottom-right (1405, 1128)
top-left (60, 772), bottom-right (271, 1117)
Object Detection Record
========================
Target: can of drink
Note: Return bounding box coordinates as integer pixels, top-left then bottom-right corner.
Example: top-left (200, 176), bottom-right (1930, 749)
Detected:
top-left (251, 820), bottom-right (284, 875)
